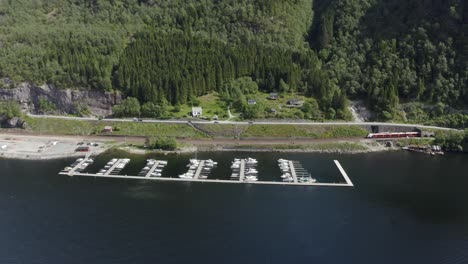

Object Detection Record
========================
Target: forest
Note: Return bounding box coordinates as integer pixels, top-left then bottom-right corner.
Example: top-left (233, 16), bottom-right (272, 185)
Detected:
top-left (0, 0), bottom-right (466, 125)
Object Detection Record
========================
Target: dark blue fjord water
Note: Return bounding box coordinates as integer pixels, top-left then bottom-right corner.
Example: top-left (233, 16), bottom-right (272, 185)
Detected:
top-left (1, 151), bottom-right (468, 264)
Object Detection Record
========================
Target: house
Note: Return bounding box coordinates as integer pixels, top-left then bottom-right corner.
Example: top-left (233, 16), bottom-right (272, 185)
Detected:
top-left (192, 107), bottom-right (202, 117)
top-left (102, 126), bottom-right (113, 133)
top-left (268, 93), bottom-right (279, 100)
top-left (286, 98), bottom-right (304, 106)
top-left (248, 99), bottom-right (257, 105)
top-left (269, 108), bottom-right (277, 114)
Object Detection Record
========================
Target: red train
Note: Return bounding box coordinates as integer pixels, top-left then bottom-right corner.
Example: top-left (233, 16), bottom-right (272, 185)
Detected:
top-left (366, 132), bottom-right (420, 139)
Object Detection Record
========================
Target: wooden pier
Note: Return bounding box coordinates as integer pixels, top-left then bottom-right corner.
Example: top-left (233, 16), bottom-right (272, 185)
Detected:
top-left (239, 160), bottom-right (245, 182)
top-left (288, 161), bottom-right (298, 183)
top-left (67, 153), bottom-right (91, 175)
top-left (193, 160), bottom-right (205, 180)
top-left (145, 160), bottom-right (161, 178)
top-left (104, 159), bottom-right (123, 176)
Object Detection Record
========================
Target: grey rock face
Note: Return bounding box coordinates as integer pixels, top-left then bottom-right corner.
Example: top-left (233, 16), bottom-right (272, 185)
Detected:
top-left (0, 82), bottom-right (121, 117)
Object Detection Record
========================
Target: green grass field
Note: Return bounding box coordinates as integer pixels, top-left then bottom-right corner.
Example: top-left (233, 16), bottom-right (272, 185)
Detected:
top-left (25, 117), bottom-right (207, 138)
top-left (240, 124), bottom-right (369, 138)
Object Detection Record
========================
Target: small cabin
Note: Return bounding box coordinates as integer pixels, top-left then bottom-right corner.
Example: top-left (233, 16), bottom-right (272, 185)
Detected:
top-left (286, 98), bottom-right (303, 106)
top-left (248, 99), bottom-right (257, 105)
top-left (268, 93), bottom-right (279, 100)
top-left (192, 107), bottom-right (202, 117)
top-left (102, 126), bottom-right (113, 133)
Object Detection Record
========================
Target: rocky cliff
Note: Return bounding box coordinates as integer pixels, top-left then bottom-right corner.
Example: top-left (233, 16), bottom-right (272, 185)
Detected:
top-left (0, 81), bottom-right (120, 117)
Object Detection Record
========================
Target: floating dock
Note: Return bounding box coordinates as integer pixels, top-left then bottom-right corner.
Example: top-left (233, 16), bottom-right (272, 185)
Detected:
top-left (179, 159), bottom-right (216, 180)
top-left (61, 157), bottom-right (354, 187)
top-left (288, 161), bottom-right (298, 183)
top-left (193, 160), bottom-right (205, 180)
top-left (239, 160), bottom-right (245, 182)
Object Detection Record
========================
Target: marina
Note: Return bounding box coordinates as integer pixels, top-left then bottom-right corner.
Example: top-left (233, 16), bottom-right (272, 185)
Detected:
top-left (278, 159), bottom-right (317, 184)
top-left (60, 156), bottom-right (353, 187)
top-left (231, 158), bottom-right (258, 182)
top-left (138, 159), bottom-right (168, 177)
top-left (179, 159), bottom-right (218, 179)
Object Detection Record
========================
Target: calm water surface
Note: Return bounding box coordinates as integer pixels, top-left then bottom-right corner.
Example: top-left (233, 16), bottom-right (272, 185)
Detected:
top-left (1, 151), bottom-right (468, 264)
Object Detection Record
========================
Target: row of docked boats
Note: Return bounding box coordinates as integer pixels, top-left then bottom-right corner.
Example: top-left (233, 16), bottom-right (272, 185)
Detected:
top-left (179, 159), bottom-right (218, 179)
top-left (231, 158), bottom-right (259, 182)
top-left (138, 159), bottom-right (168, 177)
top-left (62, 157), bottom-right (94, 173)
top-left (96, 158), bottom-right (130, 175)
top-left (278, 159), bottom-right (317, 183)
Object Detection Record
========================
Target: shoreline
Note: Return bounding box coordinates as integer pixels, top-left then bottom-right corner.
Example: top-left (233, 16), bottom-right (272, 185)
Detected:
top-left (0, 131), bottom-right (410, 160)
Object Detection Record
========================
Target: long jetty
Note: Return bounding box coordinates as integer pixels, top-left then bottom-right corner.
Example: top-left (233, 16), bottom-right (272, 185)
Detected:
top-left (334, 160), bottom-right (354, 186)
top-left (60, 171), bottom-right (352, 187)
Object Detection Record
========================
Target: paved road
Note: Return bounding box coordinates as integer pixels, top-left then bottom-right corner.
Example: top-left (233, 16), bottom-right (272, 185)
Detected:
top-left (28, 114), bottom-right (456, 131)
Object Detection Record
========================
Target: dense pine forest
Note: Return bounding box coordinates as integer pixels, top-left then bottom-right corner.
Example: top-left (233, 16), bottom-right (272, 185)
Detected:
top-left (0, 0), bottom-right (466, 124)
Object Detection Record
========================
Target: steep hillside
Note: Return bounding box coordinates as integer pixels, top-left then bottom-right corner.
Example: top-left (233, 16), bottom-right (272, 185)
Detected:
top-left (0, 0), bottom-right (467, 125)
top-left (310, 0), bottom-right (467, 120)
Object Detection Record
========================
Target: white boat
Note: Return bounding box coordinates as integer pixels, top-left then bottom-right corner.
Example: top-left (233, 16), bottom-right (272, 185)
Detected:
top-left (278, 159), bottom-right (288, 163)
top-left (281, 173), bottom-right (291, 178)
top-left (77, 158), bottom-right (84, 162)
top-left (151, 172), bottom-right (162, 177)
top-left (155, 169), bottom-right (162, 173)
top-left (245, 168), bottom-right (258, 173)
top-left (110, 158), bottom-right (118, 163)
top-left (231, 164), bottom-right (240, 169)
top-left (246, 157), bottom-right (257, 163)
top-left (159, 161), bottom-right (168, 165)
top-left (142, 167), bottom-right (150, 171)
top-left (179, 173), bottom-right (193, 179)
top-left (299, 177), bottom-right (317, 183)
top-left (206, 159), bottom-right (218, 165)
top-left (244, 176), bottom-right (258, 182)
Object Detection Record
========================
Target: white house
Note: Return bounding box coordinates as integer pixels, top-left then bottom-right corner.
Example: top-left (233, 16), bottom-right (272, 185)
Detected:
top-left (192, 107), bottom-right (202, 117)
